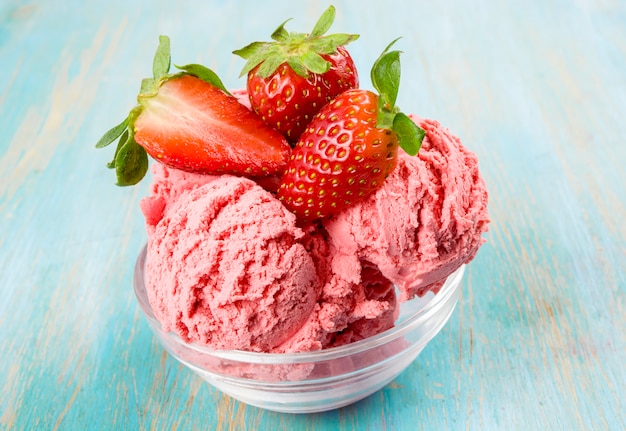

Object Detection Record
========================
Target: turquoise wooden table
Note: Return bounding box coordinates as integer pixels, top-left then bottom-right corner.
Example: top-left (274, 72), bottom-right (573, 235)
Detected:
top-left (1, 0), bottom-right (625, 429)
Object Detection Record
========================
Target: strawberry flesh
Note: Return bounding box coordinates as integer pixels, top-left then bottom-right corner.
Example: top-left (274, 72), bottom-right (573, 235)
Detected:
top-left (134, 74), bottom-right (291, 176)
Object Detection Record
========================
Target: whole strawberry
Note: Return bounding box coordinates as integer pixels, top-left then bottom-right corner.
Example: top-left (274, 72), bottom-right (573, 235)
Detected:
top-left (96, 36), bottom-right (290, 186)
top-left (233, 5), bottom-right (359, 143)
top-left (277, 39), bottom-right (425, 221)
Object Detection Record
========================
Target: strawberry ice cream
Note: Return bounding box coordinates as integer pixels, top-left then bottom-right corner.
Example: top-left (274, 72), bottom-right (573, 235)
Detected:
top-left (142, 174), bottom-right (318, 351)
top-left (271, 228), bottom-right (397, 353)
top-left (139, 115), bottom-right (488, 353)
top-left (140, 165), bottom-right (396, 353)
top-left (323, 116), bottom-right (490, 301)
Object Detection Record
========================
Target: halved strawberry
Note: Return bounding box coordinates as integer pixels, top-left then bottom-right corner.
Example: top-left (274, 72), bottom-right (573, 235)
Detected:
top-left (96, 36), bottom-right (290, 186)
top-left (233, 5), bottom-right (359, 143)
top-left (277, 40), bottom-right (425, 221)
top-left (134, 74), bottom-right (290, 176)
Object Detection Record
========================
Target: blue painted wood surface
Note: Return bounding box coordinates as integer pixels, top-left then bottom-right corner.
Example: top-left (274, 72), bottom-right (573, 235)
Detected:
top-left (1, 0), bottom-right (625, 429)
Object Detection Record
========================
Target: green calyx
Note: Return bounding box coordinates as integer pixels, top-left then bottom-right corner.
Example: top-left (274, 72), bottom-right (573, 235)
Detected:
top-left (95, 101), bottom-right (147, 187)
top-left (233, 5), bottom-right (359, 78)
top-left (95, 35), bottom-right (230, 186)
top-left (371, 38), bottom-right (425, 156)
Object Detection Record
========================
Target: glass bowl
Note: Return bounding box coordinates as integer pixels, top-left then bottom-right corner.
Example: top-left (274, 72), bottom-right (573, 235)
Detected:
top-left (133, 245), bottom-right (464, 413)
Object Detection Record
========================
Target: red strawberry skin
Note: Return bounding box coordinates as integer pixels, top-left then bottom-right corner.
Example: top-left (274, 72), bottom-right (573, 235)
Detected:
top-left (247, 46), bottom-right (358, 143)
top-left (133, 74), bottom-right (291, 176)
top-left (277, 89), bottom-right (398, 221)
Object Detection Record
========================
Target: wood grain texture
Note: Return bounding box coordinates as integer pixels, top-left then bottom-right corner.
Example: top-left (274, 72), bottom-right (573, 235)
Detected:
top-left (1, 0), bottom-right (624, 429)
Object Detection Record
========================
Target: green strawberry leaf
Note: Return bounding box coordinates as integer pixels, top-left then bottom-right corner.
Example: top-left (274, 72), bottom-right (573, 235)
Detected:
top-left (258, 52), bottom-right (289, 77)
top-left (106, 129), bottom-right (129, 168)
top-left (289, 32), bottom-right (307, 45)
top-left (371, 38), bottom-right (402, 112)
top-left (286, 57), bottom-right (309, 78)
top-left (300, 52), bottom-right (330, 75)
top-left (153, 35), bottom-right (171, 81)
top-left (310, 5), bottom-right (335, 38)
top-left (393, 112), bottom-right (425, 156)
top-left (115, 133), bottom-right (149, 186)
top-left (271, 19), bottom-right (291, 41)
top-left (175, 63), bottom-right (231, 95)
top-left (95, 116), bottom-right (129, 148)
top-left (380, 37), bottom-right (403, 56)
top-left (310, 33), bottom-right (359, 54)
top-left (233, 42), bottom-right (273, 77)
top-left (232, 41), bottom-right (263, 59)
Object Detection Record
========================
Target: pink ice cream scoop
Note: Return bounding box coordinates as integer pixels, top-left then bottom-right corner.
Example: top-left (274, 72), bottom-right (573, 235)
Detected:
top-left (323, 116), bottom-right (489, 301)
top-left (142, 174), bottom-right (318, 352)
top-left (140, 165), bottom-right (398, 353)
top-left (272, 228), bottom-right (397, 353)
top-left (139, 163), bottom-right (218, 234)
